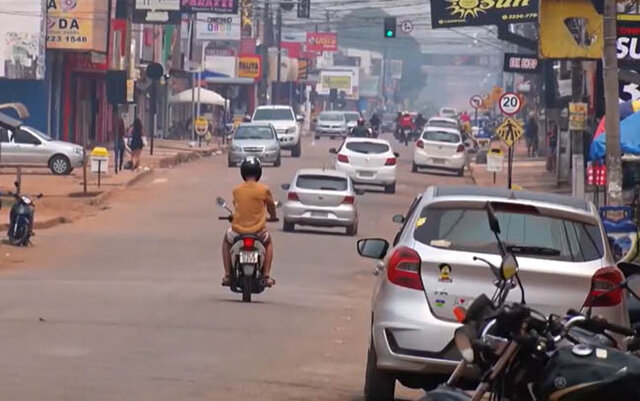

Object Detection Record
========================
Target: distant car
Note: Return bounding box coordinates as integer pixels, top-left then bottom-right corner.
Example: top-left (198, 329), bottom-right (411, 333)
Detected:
top-left (281, 168), bottom-right (359, 236)
top-left (228, 123), bottom-right (281, 167)
top-left (252, 105), bottom-right (303, 157)
top-left (314, 111), bottom-right (348, 139)
top-left (439, 107), bottom-right (458, 119)
top-left (413, 127), bottom-right (466, 177)
top-left (0, 125), bottom-right (83, 175)
top-left (343, 111), bottom-right (361, 132)
top-left (382, 112), bottom-right (397, 133)
top-left (332, 137), bottom-right (398, 193)
top-left (426, 117), bottom-right (459, 131)
top-left (358, 185), bottom-right (625, 400)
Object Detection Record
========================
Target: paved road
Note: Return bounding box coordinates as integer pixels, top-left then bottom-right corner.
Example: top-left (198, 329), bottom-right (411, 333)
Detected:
top-left (0, 133), bottom-right (472, 401)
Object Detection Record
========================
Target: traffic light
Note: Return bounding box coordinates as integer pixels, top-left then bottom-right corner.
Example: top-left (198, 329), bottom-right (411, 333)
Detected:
top-left (384, 17), bottom-right (396, 38)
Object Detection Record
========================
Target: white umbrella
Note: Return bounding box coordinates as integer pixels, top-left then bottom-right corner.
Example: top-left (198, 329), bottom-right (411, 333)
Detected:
top-left (170, 88), bottom-right (227, 106)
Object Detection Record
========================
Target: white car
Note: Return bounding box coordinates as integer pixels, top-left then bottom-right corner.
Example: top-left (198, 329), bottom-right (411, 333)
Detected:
top-left (426, 116), bottom-right (459, 131)
top-left (252, 105), bottom-right (303, 157)
top-left (413, 127), bottom-right (466, 176)
top-left (331, 138), bottom-right (398, 193)
top-left (439, 107), bottom-right (458, 119)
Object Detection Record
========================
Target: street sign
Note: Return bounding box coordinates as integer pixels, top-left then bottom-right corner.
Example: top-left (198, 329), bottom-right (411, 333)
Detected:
top-left (486, 147), bottom-right (504, 173)
top-left (469, 94), bottom-right (483, 109)
top-left (400, 20), bottom-right (414, 33)
top-left (495, 117), bottom-right (524, 147)
top-left (194, 117), bottom-right (209, 137)
top-left (499, 92), bottom-right (522, 115)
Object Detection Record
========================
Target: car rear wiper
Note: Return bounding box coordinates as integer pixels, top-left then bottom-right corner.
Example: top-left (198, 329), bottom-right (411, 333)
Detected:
top-left (506, 245), bottom-right (561, 256)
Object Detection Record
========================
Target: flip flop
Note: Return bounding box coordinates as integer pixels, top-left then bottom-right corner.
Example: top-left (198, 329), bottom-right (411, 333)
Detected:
top-left (262, 276), bottom-right (276, 287)
top-left (222, 276), bottom-right (232, 287)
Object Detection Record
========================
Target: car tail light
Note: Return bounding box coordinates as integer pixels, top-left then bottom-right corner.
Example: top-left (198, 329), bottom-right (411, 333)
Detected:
top-left (287, 192), bottom-right (299, 201)
top-left (385, 158), bottom-right (397, 166)
top-left (583, 267), bottom-right (624, 307)
top-left (337, 154), bottom-right (349, 163)
top-left (343, 195), bottom-right (355, 204)
top-left (416, 140), bottom-right (424, 149)
top-left (387, 247), bottom-right (423, 290)
top-left (456, 144), bottom-right (465, 152)
top-left (242, 237), bottom-right (256, 250)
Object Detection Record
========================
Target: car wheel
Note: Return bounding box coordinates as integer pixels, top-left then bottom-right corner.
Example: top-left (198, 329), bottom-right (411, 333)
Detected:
top-left (384, 182), bottom-right (396, 194)
top-left (457, 167), bottom-right (464, 177)
top-left (314, 135), bottom-right (319, 140)
top-left (228, 158), bottom-right (235, 168)
top-left (346, 222), bottom-right (358, 236)
top-left (283, 220), bottom-right (294, 232)
top-left (274, 155), bottom-right (281, 167)
top-left (49, 155), bottom-right (71, 175)
top-left (364, 344), bottom-right (396, 401)
top-left (411, 162), bottom-right (418, 173)
top-left (291, 141), bottom-right (301, 158)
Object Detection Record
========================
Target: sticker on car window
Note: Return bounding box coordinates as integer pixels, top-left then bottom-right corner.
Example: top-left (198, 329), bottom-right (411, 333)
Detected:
top-left (416, 217), bottom-right (427, 227)
top-left (430, 239), bottom-right (451, 248)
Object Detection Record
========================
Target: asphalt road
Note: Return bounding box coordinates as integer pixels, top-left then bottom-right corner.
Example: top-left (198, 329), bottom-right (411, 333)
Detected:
top-left (0, 133), bottom-right (472, 401)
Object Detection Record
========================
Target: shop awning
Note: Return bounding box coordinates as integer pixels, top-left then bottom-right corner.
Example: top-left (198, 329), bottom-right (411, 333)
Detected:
top-left (170, 88), bottom-right (227, 106)
top-left (204, 77), bottom-right (255, 85)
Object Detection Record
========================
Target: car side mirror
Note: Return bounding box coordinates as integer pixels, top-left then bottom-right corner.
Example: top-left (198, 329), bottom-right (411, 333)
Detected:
top-left (329, 148), bottom-right (337, 154)
top-left (394, 152), bottom-right (400, 158)
top-left (357, 238), bottom-right (389, 260)
top-left (281, 183), bottom-right (291, 190)
top-left (392, 214), bottom-right (405, 224)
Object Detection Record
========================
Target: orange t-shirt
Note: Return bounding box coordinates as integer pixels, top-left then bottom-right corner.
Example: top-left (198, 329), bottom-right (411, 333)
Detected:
top-left (231, 181), bottom-right (274, 234)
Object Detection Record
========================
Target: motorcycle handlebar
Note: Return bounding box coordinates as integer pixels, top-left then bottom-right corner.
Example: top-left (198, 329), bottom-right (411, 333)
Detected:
top-left (564, 309), bottom-right (636, 337)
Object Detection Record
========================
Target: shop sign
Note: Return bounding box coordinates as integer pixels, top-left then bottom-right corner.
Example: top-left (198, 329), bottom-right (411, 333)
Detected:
top-left (618, 15), bottom-right (640, 68)
top-left (47, 0), bottom-right (108, 52)
top-left (133, 0), bottom-right (181, 24)
top-left (181, 0), bottom-right (238, 13)
top-left (1, 0), bottom-right (45, 79)
top-left (321, 74), bottom-right (351, 90)
top-left (66, 53), bottom-right (107, 73)
top-left (306, 32), bottom-right (337, 52)
top-left (503, 53), bottom-right (540, 74)
top-left (568, 102), bottom-right (588, 131)
top-left (196, 13), bottom-right (241, 41)
top-left (297, 59), bottom-right (309, 81)
top-left (238, 55), bottom-right (261, 79)
top-left (430, 0), bottom-right (538, 29)
top-left (204, 55), bottom-right (236, 78)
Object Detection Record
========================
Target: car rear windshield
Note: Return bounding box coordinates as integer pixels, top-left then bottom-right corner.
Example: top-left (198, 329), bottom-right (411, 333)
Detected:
top-left (234, 126), bottom-right (274, 140)
top-left (345, 141), bottom-right (389, 154)
top-left (413, 205), bottom-right (604, 262)
top-left (344, 113), bottom-right (360, 122)
top-left (296, 175), bottom-right (348, 191)
top-left (423, 131), bottom-right (460, 143)
top-left (428, 120), bottom-right (458, 130)
top-left (319, 113), bottom-right (344, 122)
top-left (253, 109), bottom-right (294, 121)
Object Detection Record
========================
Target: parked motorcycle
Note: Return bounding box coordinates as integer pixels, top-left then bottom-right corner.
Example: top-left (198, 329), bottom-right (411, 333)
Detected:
top-left (4, 182), bottom-right (42, 246)
top-left (216, 196), bottom-right (279, 302)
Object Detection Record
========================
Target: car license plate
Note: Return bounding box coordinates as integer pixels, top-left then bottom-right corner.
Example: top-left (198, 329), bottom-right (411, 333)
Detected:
top-left (358, 170), bottom-right (375, 177)
top-left (432, 158), bottom-right (445, 164)
top-left (311, 211), bottom-right (328, 218)
top-left (239, 252), bottom-right (259, 264)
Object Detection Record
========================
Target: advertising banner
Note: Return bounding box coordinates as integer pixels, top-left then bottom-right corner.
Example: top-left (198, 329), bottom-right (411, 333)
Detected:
top-left (196, 13), bottom-right (241, 40)
top-left (204, 55), bottom-right (236, 77)
top-left (133, 0), bottom-right (181, 24)
top-left (306, 32), bottom-right (337, 52)
top-left (503, 53), bottom-right (540, 74)
top-left (618, 15), bottom-right (640, 69)
top-left (2, 0), bottom-right (45, 79)
top-left (47, 0), bottom-right (108, 52)
top-left (321, 75), bottom-right (351, 90)
top-left (359, 76), bottom-right (380, 97)
top-left (238, 54), bottom-right (261, 79)
top-left (181, 0), bottom-right (239, 13)
top-left (539, 0), bottom-right (602, 59)
top-left (430, 0), bottom-right (538, 28)
top-left (297, 58), bottom-right (309, 80)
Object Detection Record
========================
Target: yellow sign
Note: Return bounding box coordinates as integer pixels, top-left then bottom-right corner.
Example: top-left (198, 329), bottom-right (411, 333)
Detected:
top-left (321, 75), bottom-right (351, 90)
top-left (238, 56), bottom-right (261, 79)
top-left (539, 0), bottom-right (603, 59)
top-left (126, 79), bottom-right (135, 103)
top-left (488, 147), bottom-right (503, 157)
top-left (194, 117), bottom-right (209, 137)
top-left (569, 102), bottom-right (588, 131)
top-left (495, 117), bottom-right (524, 147)
top-left (46, 0), bottom-right (108, 52)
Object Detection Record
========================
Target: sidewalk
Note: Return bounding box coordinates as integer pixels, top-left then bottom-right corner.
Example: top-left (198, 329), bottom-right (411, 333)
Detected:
top-left (470, 140), bottom-right (570, 194)
top-left (0, 140), bottom-right (221, 230)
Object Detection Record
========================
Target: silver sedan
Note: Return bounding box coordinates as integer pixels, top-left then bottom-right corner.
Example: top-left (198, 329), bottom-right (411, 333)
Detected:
top-left (282, 169), bottom-right (360, 236)
top-left (228, 123), bottom-right (281, 167)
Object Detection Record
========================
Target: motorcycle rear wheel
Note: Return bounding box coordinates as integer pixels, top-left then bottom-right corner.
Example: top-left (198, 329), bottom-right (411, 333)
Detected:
top-left (242, 274), bottom-right (252, 302)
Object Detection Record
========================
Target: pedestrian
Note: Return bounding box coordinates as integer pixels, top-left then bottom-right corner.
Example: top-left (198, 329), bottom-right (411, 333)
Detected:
top-left (546, 122), bottom-right (558, 172)
top-left (130, 118), bottom-right (144, 170)
top-left (525, 113), bottom-right (538, 157)
top-left (115, 116), bottom-right (126, 172)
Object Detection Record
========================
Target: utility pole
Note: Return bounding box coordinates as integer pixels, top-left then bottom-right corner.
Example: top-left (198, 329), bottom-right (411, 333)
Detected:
top-left (275, 6), bottom-right (282, 105)
top-left (603, 0), bottom-right (623, 205)
top-left (571, 60), bottom-right (585, 198)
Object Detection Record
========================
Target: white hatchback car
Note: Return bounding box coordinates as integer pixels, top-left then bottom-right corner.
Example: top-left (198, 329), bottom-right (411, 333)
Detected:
top-left (332, 138), bottom-right (398, 193)
top-left (413, 127), bottom-right (466, 177)
top-left (426, 117), bottom-right (459, 131)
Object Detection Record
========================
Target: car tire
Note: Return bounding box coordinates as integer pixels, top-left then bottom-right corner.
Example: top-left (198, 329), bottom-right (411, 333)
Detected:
top-left (384, 182), bottom-right (396, 194)
top-left (283, 220), bottom-right (294, 232)
top-left (274, 155), bottom-right (281, 167)
top-left (346, 223), bottom-right (358, 236)
top-left (314, 135), bottom-right (319, 140)
top-left (411, 162), bottom-right (418, 173)
top-left (49, 155), bottom-right (72, 175)
top-left (291, 141), bottom-right (302, 158)
top-left (228, 158), bottom-right (235, 168)
top-left (364, 344), bottom-right (396, 401)
top-left (456, 167), bottom-right (464, 177)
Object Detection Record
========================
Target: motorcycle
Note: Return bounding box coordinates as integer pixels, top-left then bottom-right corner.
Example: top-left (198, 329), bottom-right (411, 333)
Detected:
top-left (216, 196), bottom-right (279, 302)
top-left (400, 127), bottom-right (412, 146)
top-left (370, 126), bottom-right (380, 138)
top-left (422, 202), bottom-right (640, 401)
top-left (4, 182), bottom-right (42, 246)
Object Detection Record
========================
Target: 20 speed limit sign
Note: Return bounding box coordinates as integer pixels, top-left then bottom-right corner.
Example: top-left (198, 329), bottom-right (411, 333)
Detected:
top-left (499, 92), bottom-right (522, 116)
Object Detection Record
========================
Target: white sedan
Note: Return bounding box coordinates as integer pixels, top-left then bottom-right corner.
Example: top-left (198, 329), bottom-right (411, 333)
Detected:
top-left (412, 126), bottom-right (467, 176)
top-left (331, 138), bottom-right (398, 193)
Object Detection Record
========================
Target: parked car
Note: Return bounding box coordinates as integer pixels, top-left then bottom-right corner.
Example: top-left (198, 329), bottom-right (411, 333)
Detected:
top-left (228, 123), bottom-right (281, 167)
top-left (343, 111), bottom-right (361, 132)
top-left (0, 125), bottom-right (83, 175)
top-left (314, 111), bottom-right (348, 139)
top-left (426, 116), bottom-right (459, 131)
top-left (413, 127), bottom-right (467, 176)
top-left (281, 169), bottom-right (359, 235)
top-left (332, 137), bottom-right (398, 193)
top-left (439, 107), bottom-right (458, 119)
top-left (358, 185), bottom-right (628, 400)
top-left (251, 105), bottom-right (303, 157)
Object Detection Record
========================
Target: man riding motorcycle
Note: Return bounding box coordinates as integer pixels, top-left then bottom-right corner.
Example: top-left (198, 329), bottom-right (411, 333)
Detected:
top-left (351, 118), bottom-right (370, 137)
top-left (369, 113), bottom-right (381, 131)
top-left (221, 158), bottom-right (277, 287)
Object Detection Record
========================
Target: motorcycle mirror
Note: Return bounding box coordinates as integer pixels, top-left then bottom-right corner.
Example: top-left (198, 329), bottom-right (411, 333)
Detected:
top-left (500, 253), bottom-right (518, 280)
top-left (215, 197), bottom-right (226, 208)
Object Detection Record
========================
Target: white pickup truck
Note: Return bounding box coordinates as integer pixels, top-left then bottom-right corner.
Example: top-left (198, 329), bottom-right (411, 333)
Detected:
top-left (251, 105), bottom-right (303, 157)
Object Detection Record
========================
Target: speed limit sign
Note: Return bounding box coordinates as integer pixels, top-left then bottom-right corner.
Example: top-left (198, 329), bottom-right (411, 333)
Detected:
top-left (499, 92), bottom-right (522, 116)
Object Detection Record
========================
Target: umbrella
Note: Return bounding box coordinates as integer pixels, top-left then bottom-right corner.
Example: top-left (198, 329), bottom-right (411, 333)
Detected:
top-left (170, 88), bottom-right (226, 106)
top-left (594, 100), bottom-right (640, 138)
top-left (590, 109), bottom-right (640, 161)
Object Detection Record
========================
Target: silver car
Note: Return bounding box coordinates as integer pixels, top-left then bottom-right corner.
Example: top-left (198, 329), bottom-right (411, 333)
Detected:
top-left (358, 185), bottom-right (627, 401)
top-left (228, 123), bottom-right (281, 167)
top-left (0, 125), bottom-right (84, 175)
top-left (282, 169), bottom-right (360, 236)
top-left (314, 111), bottom-right (348, 139)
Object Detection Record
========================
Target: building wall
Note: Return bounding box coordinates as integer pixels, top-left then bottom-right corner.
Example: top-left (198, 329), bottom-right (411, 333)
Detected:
top-left (0, 79), bottom-right (48, 132)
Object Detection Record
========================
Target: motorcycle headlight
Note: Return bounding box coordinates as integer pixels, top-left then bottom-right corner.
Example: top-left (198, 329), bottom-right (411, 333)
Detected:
top-left (286, 126), bottom-right (297, 134)
top-left (454, 326), bottom-right (475, 363)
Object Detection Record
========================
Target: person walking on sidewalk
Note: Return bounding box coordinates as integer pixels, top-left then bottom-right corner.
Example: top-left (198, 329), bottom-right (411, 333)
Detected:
top-left (130, 118), bottom-right (145, 170)
top-left (525, 113), bottom-right (538, 157)
top-left (116, 117), bottom-right (126, 172)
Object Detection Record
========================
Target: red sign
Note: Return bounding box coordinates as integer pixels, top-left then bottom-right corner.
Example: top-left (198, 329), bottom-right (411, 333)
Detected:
top-left (281, 42), bottom-right (302, 59)
top-left (306, 32), bottom-right (337, 52)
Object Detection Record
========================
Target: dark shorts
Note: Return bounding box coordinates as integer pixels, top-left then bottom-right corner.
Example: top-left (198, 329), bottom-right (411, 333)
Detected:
top-left (226, 229), bottom-right (271, 245)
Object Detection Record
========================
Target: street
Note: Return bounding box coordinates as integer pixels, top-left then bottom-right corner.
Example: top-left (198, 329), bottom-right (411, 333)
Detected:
top-left (0, 134), bottom-right (471, 401)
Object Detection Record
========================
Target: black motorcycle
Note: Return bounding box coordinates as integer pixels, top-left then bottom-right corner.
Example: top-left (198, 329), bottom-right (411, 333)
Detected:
top-left (4, 183), bottom-right (42, 246)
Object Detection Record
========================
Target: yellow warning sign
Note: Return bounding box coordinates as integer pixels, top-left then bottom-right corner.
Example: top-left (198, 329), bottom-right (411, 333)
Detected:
top-left (495, 117), bottom-right (524, 147)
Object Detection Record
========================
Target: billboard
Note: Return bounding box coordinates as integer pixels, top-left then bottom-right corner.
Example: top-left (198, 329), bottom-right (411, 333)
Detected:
top-left (317, 68), bottom-right (359, 98)
top-left (2, 0), bottom-right (46, 79)
top-left (618, 15), bottom-right (640, 69)
top-left (133, 0), bottom-right (181, 24)
top-left (181, 0), bottom-right (239, 13)
top-left (196, 13), bottom-right (241, 40)
top-left (204, 55), bottom-right (236, 77)
top-left (430, 0), bottom-right (538, 28)
top-left (47, 0), bottom-right (109, 52)
top-left (306, 32), bottom-right (337, 52)
top-left (238, 54), bottom-right (261, 79)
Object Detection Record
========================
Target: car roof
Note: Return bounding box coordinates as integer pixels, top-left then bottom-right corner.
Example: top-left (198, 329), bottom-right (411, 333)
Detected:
top-left (237, 122), bottom-right (274, 127)
top-left (344, 137), bottom-right (391, 145)
top-left (295, 168), bottom-right (349, 178)
top-left (255, 105), bottom-right (293, 110)
top-left (343, 111), bottom-right (360, 115)
top-left (423, 126), bottom-right (460, 134)
top-left (431, 185), bottom-right (591, 213)
top-left (428, 116), bottom-right (457, 123)
top-left (319, 111), bottom-right (344, 115)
